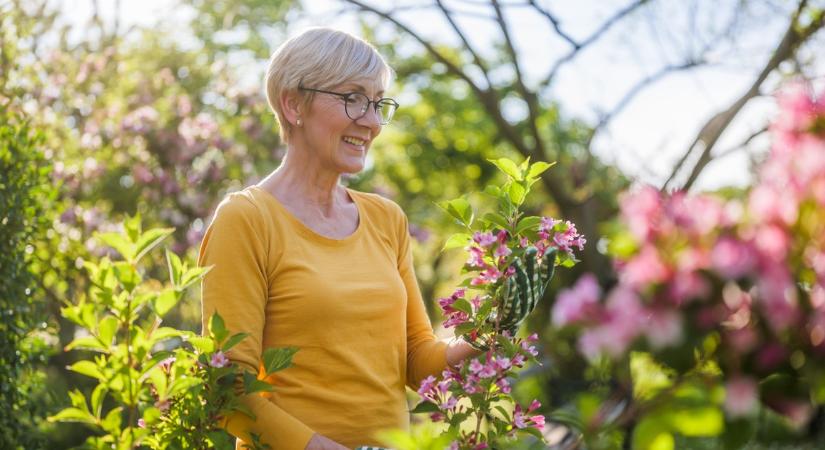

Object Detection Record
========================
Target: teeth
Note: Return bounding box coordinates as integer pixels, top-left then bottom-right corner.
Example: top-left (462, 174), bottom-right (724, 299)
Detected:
top-left (343, 136), bottom-right (366, 146)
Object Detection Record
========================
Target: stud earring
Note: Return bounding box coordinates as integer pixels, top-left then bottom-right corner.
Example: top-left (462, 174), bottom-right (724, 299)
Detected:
top-left (296, 118), bottom-right (302, 127)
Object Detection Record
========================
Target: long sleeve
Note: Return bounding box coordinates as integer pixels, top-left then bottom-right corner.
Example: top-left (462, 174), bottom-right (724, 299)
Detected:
top-left (199, 193), bottom-right (314, 450)
top-left (395, 209), bottom-right (448, 388)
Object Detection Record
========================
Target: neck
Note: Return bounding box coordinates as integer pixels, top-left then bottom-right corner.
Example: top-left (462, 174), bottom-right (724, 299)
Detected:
top-left (260, 146), bottom-right (346, 212)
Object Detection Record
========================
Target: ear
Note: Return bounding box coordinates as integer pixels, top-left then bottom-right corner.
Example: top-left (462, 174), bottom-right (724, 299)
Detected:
top-left (280, 89), bottom-right (304, 127)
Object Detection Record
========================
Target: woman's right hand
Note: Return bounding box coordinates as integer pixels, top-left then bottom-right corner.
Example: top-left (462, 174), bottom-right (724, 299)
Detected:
top-left (304, 433), bottom-right (350, 450)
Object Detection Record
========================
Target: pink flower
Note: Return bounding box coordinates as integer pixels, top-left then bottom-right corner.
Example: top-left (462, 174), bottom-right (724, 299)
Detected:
top-left (496, 378), bottom-right (511, 393)
top-left (552, 273), bottom-right (601, 327)
top-left (644, 309), bottom-right (683, 349)
top-left (620, 187), bottom-right (662, 241)
top-left (724, 376), bottom-right (758, 418)
top-left (466, 246), bottom-right (486, 268)
top-left (711, 237), bottom-right (756, 280)
top-left (209, 351), bottom-right (229, 368)
top-left (494, 244), bottom-right (512, 258)
top-left (138, 418), bottom-right (146, 428)
top-left (471, 267), bottom-right (501, 285)
top-left (620, 245), bottom-right (670, 288)
top-left (540, 216), bottom-right (559, 232)
top-left (472, 231), bottom-right (496, 248)
top-left (417, 375), bottom-right (437, 397)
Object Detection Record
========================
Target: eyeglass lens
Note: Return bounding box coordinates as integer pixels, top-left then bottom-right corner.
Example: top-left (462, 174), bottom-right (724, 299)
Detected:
top-left (345, 93), bottom-right (397, 124)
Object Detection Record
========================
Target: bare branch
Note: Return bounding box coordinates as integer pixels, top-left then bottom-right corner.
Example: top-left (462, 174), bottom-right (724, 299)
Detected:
top-left (664, 0), bottom-right (825, 191)
top-left (525, 0), bottom-right (579, 48)
top-left (490, 0), bottom-right (546, 161)
top-left (539, 0), bottom-right (651, 90)
top-left (434, 0), bottom-right (493, 89)
top-left (341, 0), bottom-right (575, 208)
top-left (586, 59), bottom-right (704, 149)
top-left (713, 125), bottom-right (769, 160)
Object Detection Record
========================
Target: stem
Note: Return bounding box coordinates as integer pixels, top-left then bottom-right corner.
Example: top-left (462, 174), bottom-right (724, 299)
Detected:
top-left (125, 290), bottom-right (136, 448)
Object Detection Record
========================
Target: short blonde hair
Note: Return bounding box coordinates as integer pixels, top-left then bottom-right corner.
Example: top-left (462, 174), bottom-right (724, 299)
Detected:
top-left (265, 27), bottom-right (394, 143)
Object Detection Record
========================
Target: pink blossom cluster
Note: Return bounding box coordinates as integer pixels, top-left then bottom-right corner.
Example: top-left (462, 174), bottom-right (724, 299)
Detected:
top-left (551, 84), bottom-right (825, 421)
top-left (414, 334), bottom-right (544, 447)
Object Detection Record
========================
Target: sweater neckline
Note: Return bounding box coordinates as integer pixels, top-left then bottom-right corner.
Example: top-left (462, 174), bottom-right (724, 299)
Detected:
top-left (248, 185), bottom-right (365, 246)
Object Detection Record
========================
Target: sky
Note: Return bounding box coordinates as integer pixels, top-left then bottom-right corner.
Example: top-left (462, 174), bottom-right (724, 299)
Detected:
top-left (55, 0), bottom-right (824, 192)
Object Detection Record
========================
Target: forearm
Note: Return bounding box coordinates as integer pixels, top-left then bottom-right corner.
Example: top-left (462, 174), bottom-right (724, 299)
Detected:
top-left (445, 338), bottom-right (483, 367)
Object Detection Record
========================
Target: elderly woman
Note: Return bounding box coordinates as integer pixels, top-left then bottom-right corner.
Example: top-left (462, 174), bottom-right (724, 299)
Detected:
top-left (200, 28), bottom-right (547, 450)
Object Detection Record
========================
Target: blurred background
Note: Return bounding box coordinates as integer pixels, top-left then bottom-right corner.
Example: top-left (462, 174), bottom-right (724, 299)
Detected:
top-left (1, 0), bottom-right (824, 448)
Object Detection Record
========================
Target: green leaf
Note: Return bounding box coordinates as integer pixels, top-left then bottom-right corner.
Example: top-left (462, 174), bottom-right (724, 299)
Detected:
top-left (242, 372), bottom-right (275, 394)
top-left (633, 416), bottom-right (675, 450)
top-left (454, 322), bottom-right (477, 337)
top-left (410, 401), bottom-right (440, 414)
top-left (526, 161), bottom-right (555, 180)
top-left (442, 233), bottom-right (471, 251)
top-left (166, 248), bottom-right (183, 287)
top-left (187, 336), bottom-right (215, 354)
top-left (152, 289), bottom-right (180, 317)
top-left (438, 198), bottom-right (474, 227)
top-left (69, 360), bottom-right (106, 381)
top-left (148, 327), bottom-right (184, 344)
top-left (134, 227), bottom-right (174, 263)
top-left (488, 158), bottom-right (522, 181)
top-left (91, 385), bottom-right (107, 418)
top-left (222, 332), bottom-right (249, 352)
top-left (124, 214), bottom-right (142, 243)
top-left (101, 407), bottom-right (123, 434)
top-left (667, 406), bottom-right (723, 436)
top-left (179, 266), bottom-right (212, 290)
top-left (451, 298), bottom-right (473, 315)
top-left (167, 376), bottom-right (203, 398)
top-left (66, 336), bottom-right (108, 352)
top-left (97, 315), bottom-right (119, 348)
top-left (483, 185), bottom-right (502, 197)
top-left (98, 232), bottom-right (135, 261)
top-left (112, 262), bottom-right (140, 293)
top-left (508, 182), bottom-right (526, 206)
top-left (262, 346), bottom-right (298, 374)
top-left (482, 212), bottom-right (510, 230)
top-left (48, 407), bottom-right (97, 425)
top-left (515, 216), bottom-right (542, 235)
top-left (209, 312), bottom-right (228, 343)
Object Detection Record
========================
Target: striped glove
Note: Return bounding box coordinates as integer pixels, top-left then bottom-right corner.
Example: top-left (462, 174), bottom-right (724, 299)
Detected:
top-left (498, 246), bottom-right (557, 335)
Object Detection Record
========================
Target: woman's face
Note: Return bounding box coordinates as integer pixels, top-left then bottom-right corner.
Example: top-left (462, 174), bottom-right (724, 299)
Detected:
top-left (301, 78), bottom-right (385, 175)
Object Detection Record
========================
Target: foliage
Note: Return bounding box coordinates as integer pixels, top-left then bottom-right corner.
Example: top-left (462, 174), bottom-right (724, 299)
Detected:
top-left (49, 217), bottom-right (296, 449)
top-left (0, 102), bottom-right (53, 448)
top-left (545, 84), bottom-right (825, 448)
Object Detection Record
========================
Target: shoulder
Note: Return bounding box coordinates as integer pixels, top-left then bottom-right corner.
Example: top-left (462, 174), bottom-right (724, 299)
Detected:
top-left (210, 188), bottom-right (265, 230)
top-left (349, 189), bottom-right (407, 223)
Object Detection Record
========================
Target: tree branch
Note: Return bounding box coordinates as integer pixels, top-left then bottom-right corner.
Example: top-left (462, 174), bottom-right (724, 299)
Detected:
top-left (664, 0), bottom-right (825, 191)
top-left (585, 59), bottom-right (704, 149)
top-left (434, 0), bottom-right (493, 90)
top-left (525, 0), bottom-right (579, 48)
top-left (341, 0), bottom-right (575, 208)
top-left (490, 0), bottom-right (547, 162)
top-left (538, 0), bottom-right (651, 90)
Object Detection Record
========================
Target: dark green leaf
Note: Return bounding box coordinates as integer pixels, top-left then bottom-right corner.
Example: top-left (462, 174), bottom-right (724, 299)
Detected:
top-left (262, 346), bottom-right (298, 374)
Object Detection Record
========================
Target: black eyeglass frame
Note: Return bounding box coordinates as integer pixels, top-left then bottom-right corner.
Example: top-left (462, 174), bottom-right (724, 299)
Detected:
top-left (298, 86), bottom-right (399, 125)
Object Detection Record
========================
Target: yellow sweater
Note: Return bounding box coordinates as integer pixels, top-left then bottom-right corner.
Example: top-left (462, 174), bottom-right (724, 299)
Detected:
top-left (199, 186), bottom-right (448, 449)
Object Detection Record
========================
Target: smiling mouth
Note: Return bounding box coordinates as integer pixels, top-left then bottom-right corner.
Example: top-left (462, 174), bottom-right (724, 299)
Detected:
top-left (343, 136), bottom-right (367, 146)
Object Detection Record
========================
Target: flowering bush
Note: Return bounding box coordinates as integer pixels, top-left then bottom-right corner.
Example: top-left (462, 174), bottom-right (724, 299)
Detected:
top-left (549, 83), bottom-right (825, 448)
top-left (401, 158), bottom-right (584, 449)
top-left (49, 216), bottom-right (296, 449)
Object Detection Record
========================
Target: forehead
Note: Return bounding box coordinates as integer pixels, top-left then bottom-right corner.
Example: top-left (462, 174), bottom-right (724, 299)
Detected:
top-left (336, 78), bottom-right (386, 96)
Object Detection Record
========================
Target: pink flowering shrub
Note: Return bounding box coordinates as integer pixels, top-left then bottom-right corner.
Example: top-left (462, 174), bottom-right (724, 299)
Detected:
top-left (405, 159), bottom-right (584, 448)
top-left (549, 84), bottom-right (825, 446)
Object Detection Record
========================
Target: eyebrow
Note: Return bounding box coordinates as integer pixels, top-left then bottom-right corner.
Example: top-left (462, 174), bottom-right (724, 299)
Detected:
top-left (341, 83), bottom-right (385, 98)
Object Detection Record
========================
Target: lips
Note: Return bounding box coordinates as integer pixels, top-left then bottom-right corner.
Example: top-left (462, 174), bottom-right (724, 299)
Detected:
top-left (342, 136), bottom-right (367, 146)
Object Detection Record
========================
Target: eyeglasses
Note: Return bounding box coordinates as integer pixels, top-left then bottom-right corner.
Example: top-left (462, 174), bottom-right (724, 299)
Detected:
top-left (299, 86), bottom-right (399, 125)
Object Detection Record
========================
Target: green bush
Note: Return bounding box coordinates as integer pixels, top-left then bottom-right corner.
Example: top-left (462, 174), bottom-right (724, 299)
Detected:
top-left (0, 104), bottom-right (53, 448)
